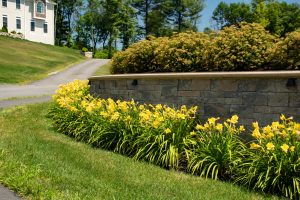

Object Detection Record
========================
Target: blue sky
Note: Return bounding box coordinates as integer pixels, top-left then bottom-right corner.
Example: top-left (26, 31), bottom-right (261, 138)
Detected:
top-left (198, 0), bottom-right (300, 31)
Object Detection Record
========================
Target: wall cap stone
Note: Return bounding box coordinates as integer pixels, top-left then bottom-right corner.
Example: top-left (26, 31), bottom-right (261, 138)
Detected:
top-left (89, 71), bottom-right (300, 80)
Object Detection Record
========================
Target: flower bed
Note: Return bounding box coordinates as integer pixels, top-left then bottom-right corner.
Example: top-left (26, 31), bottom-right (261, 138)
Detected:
top-left (48, 80), bottom-right (300, 199)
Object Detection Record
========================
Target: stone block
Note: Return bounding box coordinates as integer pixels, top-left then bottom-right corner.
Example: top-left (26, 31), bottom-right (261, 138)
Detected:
top-left (161, 85), bottom-right (178, 97)
top-left (190, 79), bottom-right (211, 91)
top-left (126, 80), bottom-right (138, 90)
top-left (178, 80), bottom-right (192, 91)
top-left (139, 79), bottom-right (161, 85)
top-left (204, 103), bottom-right (230, 117)
top-left (242, 92), bottom-right (268, 106)
top-left (225, 98), bottom-right (242, 105)
top-left (238, 79), bottom-right (258, 92)
top-left (104, 80), bottom-right (116, 89)
top-left (230, 105), bottom-right (254, 116)
top-left (266, 79), bottom-right (299, 93)
top-left (160, 80), bottom-right (178, 85)
top-left (289, 93), bottom-right (300, 107)
top-left (137, 91), bottom-right (161, 102)
top-left (115, 80), bottom-right (127, 90)
top-left (206, 97), bottom-right (225, 104)
top-left (181, 96), bottom-right (203, 106)
top-left (178, 91), bottom-right (200, 97)
top-left (268, 93), bottom-right (289, 106)
top-left (137, 84), bottom-right (161, 91)
top-left (211, 79), bottom-right (238, 92)
top-left (98, 80), bottom-right (106, 89)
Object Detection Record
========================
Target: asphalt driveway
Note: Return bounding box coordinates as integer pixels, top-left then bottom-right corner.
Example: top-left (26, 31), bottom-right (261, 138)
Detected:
top-left (0, 59), bottom-right (109, 108)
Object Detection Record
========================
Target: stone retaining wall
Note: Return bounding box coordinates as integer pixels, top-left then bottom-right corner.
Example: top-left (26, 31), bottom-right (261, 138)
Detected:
top-left (89, 71), bottom-right (300, 126)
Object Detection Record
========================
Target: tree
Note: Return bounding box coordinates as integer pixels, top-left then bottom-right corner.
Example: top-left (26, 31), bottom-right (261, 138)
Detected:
top-left (130, 0), bottom-right (161, 36)
top-left (212, 1), bottom-right (252, 29)
top-left (55, 0), bottom-right (83, 46)
top-left (211, 0), bottom-right (300, 36)
top-left (169, 0), bottom-right (205, 32)
top-left (116, 1), bottom-right (138, 49)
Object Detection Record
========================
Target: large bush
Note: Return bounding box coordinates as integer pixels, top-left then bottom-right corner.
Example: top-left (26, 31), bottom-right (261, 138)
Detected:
top-left (207, 23), bottom-right (276, 71)
top-left (111, 37), bottom-right (166, 73)
top-left (270, 30), bottom-right (300, 70)
top-left (153, 32), bottom-right (210, 72)
top-left (49, 80), bottom-right (300, 199)
top-left (111, 22), bottom-right (299, 73)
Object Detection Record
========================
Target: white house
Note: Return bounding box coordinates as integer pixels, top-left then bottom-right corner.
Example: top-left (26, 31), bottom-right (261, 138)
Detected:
top-left (0, 0), bottom-right (56, 45)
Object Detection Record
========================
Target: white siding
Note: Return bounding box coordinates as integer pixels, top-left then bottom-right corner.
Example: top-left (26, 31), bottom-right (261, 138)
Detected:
top-left (0, 0), bottom-right (55, 45)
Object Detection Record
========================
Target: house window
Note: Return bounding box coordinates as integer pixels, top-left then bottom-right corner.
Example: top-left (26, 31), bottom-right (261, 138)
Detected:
top-left (16, 18), bottom-right (21, 29)
top-left (16, 0), bottom-right (20, 9)
top-left (36, 1), bottom-right (44, 13)
top-left (2, 0), bottom-right (7, 7)
top-left (43, 23), bottom-right (48, 33)
top-left (2, 15), bottom-right (7, 28)
top-left (30, 20), bottom-right (35, 31)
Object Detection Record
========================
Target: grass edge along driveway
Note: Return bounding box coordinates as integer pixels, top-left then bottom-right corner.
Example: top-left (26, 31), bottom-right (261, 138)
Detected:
top-left (0, 103), bottom-right (281, 200)
top-left (0, 36), bottom-right (86, 84)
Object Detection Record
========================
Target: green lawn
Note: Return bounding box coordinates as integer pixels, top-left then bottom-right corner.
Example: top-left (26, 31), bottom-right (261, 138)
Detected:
top-left (0, 36), bottom-right (86, 84)
top-left (94, 62), bottom-right (112, 76)
top-left (0, 103), bottom-right (280, 200)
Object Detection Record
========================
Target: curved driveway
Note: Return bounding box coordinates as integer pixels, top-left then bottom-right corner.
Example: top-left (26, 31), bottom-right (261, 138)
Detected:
top-left (0, 59), bottom-right (109, 99)
top-left (0, 59), bottom-right (109, 108)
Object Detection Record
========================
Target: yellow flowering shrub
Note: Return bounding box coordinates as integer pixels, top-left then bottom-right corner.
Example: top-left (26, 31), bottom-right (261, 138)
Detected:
top-left (270, 30), bottom-right (300, 70)
top-left (185, 115), bottom-right (246, 180)
top-left (207, 23), bottom-right (276, 71)
top-left (236, 115), bottom-right (300, 199)
top-left (110, 22), bottom-right (300, 73)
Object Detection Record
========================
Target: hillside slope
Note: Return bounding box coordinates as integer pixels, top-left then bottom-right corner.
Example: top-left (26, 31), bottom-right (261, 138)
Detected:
top-left (0, 36), bottom-right (86, 84)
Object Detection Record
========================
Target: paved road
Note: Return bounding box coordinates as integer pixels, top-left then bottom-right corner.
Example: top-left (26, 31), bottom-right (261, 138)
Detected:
top-left (0, 59), bottom-right (109, 199)
top-left (0, 185), bottom-right (21, 200)
top-left (0, 59), bottom-right (109, 108)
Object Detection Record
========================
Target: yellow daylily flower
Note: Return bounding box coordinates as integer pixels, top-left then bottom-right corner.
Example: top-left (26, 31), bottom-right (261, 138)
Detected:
top-left (239, 125), bottom-right (245, 132)
top-left (266, 142), bottom-right (275, 151)
top-left (250, 143), bottom-right (261, 149)
top-left (190, 130), bottom-right (196, 136)
top-left (290, 146), bottom-right (295, 152)
top-left (281, 144), bottom-right (289, 153)
top-left (164, 128), bottom-right (171, 134)
top-left (227, 115), bottom-right (238, 124)
top-left (216, 124), bottom-right (223, 132)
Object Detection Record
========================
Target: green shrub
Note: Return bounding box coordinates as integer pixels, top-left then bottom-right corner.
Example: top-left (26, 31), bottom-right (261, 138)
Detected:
top-left (111, 37), bottom-right (167, 73)
top-left (153, 32), bottom-right (210, 72)
top-left (1, 26), bottom-right (8, 33)
top-left (94, 49), bottom-right (110, 59)
top-left (185, 116), bottom-right (246, 180)
top-left (81, 47), bottom-right (88, 52)
top-left (236, 116), bottom-right (300, 199)
top-left (111, 22), bottom-right (290, 73)
top-left (207, 23), bottom-right (276, 71)
top-left (270, 30), bottom-right (300, 70)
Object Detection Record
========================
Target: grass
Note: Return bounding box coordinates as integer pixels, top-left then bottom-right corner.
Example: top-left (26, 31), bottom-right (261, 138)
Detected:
top-left (0, 103), bottom-right (281, 200)
top-left (0, 36), bottom-right (86, 84)
top-left (94, 62), bottom-right (112, 76)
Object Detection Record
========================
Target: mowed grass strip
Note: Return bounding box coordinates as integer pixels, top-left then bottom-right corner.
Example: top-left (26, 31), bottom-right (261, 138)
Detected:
top-left (0, 103), bottom-right (280, 200)
top-left (94, 62), bottom-right (112, 76)
top-left (0, 36), bottom-right (86, 84)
